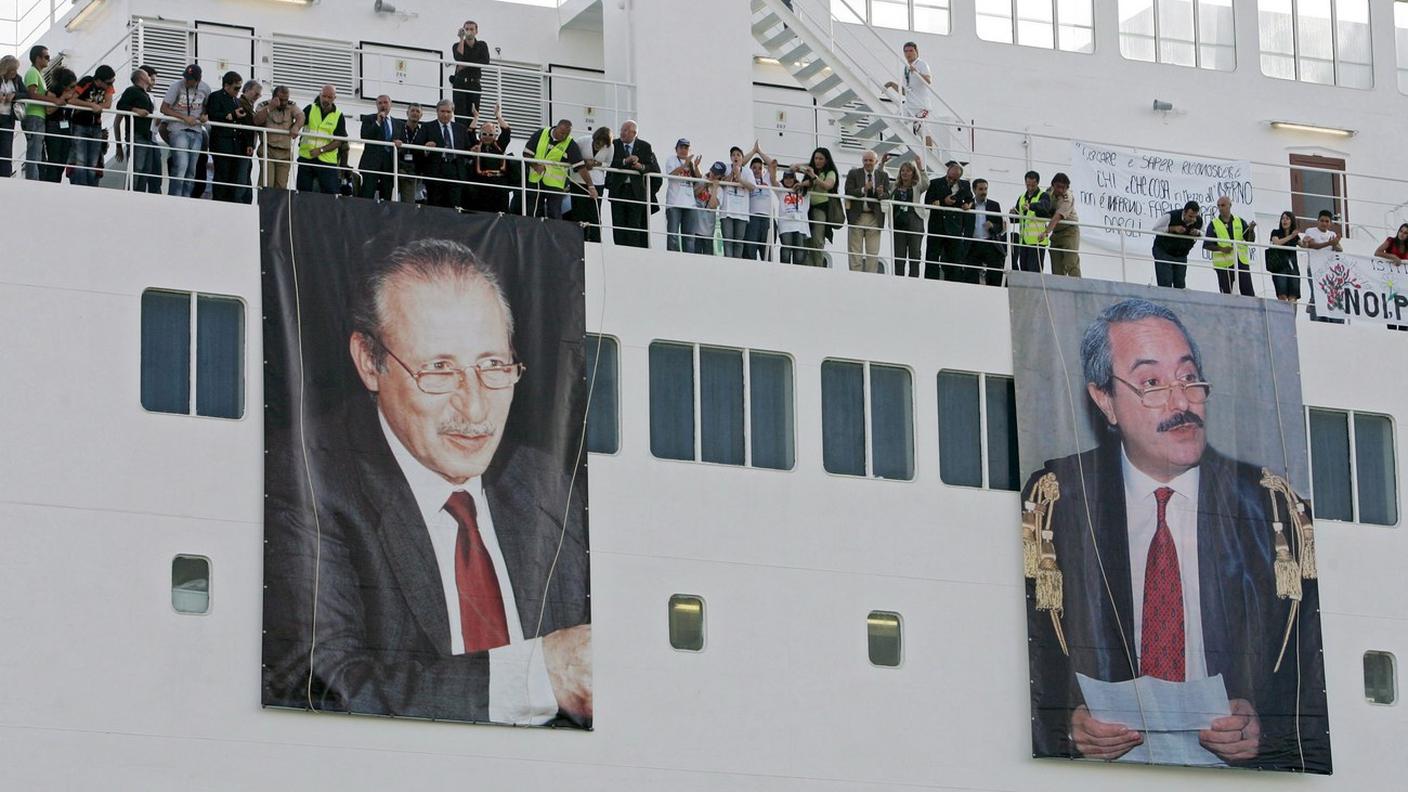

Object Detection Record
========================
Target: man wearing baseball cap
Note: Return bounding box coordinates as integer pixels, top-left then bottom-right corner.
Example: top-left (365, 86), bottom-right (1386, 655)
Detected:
top-left (159, 64), bottom-right (211, 197)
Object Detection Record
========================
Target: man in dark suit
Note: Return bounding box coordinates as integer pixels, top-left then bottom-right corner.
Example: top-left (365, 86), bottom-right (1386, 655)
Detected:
top-left (262, 239), bottom-right (591, 727)
top-left (604, 120), bottom-right (660, 248)
top-left (1022, 297), bottom-right (1329, 773)
top-left (923, 160), bottom-right (972, 280)
top-left (414, 99), bottom-right (470, 209)
top-left (357, 94), bottom-right (403, 201)
top-left (965, 178), bottom-right (1006, 286)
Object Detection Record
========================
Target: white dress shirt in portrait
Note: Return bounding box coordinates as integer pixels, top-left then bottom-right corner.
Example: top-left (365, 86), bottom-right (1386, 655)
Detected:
top-left (379, 412), bottom-right (558, 724)
top-left (1122, 449), bottom-right (1208, 680)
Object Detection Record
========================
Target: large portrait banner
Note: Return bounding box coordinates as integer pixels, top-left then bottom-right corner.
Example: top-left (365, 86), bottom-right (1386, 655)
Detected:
top-left (260, 191), bottom-right (592, 729)
top-left (1009, 272), bottom-right (1330, 773)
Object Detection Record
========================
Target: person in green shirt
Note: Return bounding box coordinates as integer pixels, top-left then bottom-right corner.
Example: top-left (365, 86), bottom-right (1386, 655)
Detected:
top-left (21, 45), bottom-right (53, 181)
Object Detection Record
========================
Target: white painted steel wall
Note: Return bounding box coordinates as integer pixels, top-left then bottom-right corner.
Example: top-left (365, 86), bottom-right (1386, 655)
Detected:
top-left (0, 175), bottom-right (1405, 790)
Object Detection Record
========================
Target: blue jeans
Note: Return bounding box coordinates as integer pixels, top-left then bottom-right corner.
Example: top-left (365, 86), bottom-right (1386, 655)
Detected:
top-left (666, 206), bottom-right (695, 252)
top-left (21, 115), bottom-right (44, 180)
top-left (721, 217), bottom-right (748, 258)
top-left (132, 133), bottom-right (162, 194)
top-left (168, 128), bottom-right (204, 197)
top-left (70, 124), bottom-right (102, 186)
top-left (745, 214), bottom-right (771, 260)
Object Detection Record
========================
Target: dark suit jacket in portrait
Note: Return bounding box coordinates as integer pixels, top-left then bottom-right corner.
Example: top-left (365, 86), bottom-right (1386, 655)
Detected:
top-left (357, 113), bottom-right (405, 177)
top-left (924, 176), bottom-right (973, 236)
top-left (261, 400), bottom-right (589, 723)
top-left (1022, 442), bottom-right (1330, 773)
top-left (967, 198), bottom-right (1006, 242)
top-left (605, 137), bottom-right (662, 213)
top-left (843, 167), bottom-right (892, 226)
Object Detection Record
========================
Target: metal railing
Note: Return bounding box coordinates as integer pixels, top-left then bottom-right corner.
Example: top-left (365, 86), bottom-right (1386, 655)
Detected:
top-left (2, 98), bottom-right (1399, 327)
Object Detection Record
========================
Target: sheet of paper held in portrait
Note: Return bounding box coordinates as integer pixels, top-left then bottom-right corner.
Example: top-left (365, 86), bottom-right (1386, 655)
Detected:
top-left (1076, 673), bottom-right (1231, 766)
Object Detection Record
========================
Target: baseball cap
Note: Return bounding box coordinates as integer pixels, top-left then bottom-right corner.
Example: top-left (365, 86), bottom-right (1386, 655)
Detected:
top-left (675, 138), bottom-right (690, 148)
top-left (709, 161), bottom-right (726, 176)
top-left (183, 63), bottom-right (202, 80)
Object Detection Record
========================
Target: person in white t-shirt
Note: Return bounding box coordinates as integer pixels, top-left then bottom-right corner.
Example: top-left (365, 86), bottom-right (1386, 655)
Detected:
top-left (664, 138), bottom-right (701, 253)
top-left (719, 145), bottom-right (758, 259)
top-left (776, 169), bottom-right (811, 265)
top-left (884, 42), bottom-right (934, 151)
top-left (745, 142), bottom-right (779, 261)
top-left (1300, 209), bottom-right (1345, 324)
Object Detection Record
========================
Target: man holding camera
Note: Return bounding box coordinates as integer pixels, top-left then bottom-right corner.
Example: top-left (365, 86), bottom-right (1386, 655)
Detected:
top-left (451, 21), bottom-right (490, 124)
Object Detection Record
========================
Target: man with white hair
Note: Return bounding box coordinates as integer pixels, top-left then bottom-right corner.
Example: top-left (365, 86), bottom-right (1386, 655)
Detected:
top-left (358, 93), bottom-right (403, 201)
top-left (843, 149), bottom-right (890, 273)
top-left (605, 120), bottom-right (660, 248)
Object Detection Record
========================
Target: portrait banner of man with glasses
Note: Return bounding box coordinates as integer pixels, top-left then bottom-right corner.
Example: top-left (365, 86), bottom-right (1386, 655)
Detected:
top-left (1007, 273), bottom-right (1331, 774)
top-left (258, 190), bottom-right (591, 730)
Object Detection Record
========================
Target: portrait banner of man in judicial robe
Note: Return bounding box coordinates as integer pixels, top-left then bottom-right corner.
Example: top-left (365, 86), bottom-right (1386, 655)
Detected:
top-left (1008, 272), bottom-right (1330, 774)
top-left (259, 190), bottom-right (592, 729)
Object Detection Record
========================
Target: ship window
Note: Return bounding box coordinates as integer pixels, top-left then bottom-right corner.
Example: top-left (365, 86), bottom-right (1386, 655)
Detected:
top-left (1308, 408), bottom-right (1398, 526)
top-left (649, 342), bottom-right (795, 470)
top-left (1258, 0), bottom-right (1373, 89)
top-left (868, 611), bottom-right (903, 667)
top-left (829, 1), bottom-right (952, 36)
top-left (1364, 651), bottom-right (1397, 705)
top-left (975, 0), bottom-right (1095, 54)
top-left (585, 334), bottom-right (620, 454)
top-left (1289, 154), bottom-right (1348, 237)
top-left (172, 555), bottom-right (210, 615)
top-left (1397, 2), bottom-right (1408, 93)
top-left (141, 289), bottom-right (245, 419)
top-left (938, 371), bottom-right (1019, 490)
top-left (668, 594), bottom-right (705, 652)
top-left (1118, 0), bottom-right (1236, 70)
top-left (822, 360), bottom-right (915, 480)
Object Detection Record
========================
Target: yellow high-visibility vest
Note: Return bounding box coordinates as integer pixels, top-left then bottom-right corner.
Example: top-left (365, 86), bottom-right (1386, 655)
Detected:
top-left (529, 128), bottom-right (572, 189)
top-left (1017, 189), bottom-right (1050, 247)
top-left (299, 104), bottom-right (342, 165)
top-left (1210, 215), bottom-right (1250, 269)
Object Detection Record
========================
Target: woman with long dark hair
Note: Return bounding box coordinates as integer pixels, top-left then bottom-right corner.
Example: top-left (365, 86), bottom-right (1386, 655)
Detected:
top-left (1266, 210), bottom-right (1302, 303)
top-left (794, 146), bottom-right (838, 267)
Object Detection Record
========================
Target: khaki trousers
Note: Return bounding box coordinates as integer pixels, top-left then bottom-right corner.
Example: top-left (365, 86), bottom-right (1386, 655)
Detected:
top-left (848, 212), bottom-right (883, 273)
top-left (1049, 226), bottom-right (1081, 277)
top-left (262, 150), bottom-right (293, 189)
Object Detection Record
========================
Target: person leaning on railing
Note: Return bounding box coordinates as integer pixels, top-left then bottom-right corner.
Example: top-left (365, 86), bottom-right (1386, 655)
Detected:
top-left (68, 65), bottom-right (115, 188)
top-left (234, 80), bottom-right (262, 203)
top-left (114, 67), bottom-right (161, 194)
top-left (569, 124), bottom-right (612, 243)
top-left (1374, 223), bottom-right (1408, 332)
top-left (522, 119), bottom-right (589, 221)
top-left (0, 55), bottom-right (23, 179)
top-left (160, 64), bottom-right (211, 198)
top-left (252, 85), bottom-right (303, 191)
top-left (1035, 172), bottom-right (1081, 278)
top-left (39, 68), bottom-right (78, 185)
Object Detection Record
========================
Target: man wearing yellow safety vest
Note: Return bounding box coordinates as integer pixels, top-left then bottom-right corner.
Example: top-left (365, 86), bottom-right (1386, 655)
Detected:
top-left (1010, 170), bottom-right (1049, 274)
top-left (1202, 195), bottom-right (1258, 296)
top-left (296, 84), bottom-right (347, 195)
top-left (521, 119), bottom-right (592, 220)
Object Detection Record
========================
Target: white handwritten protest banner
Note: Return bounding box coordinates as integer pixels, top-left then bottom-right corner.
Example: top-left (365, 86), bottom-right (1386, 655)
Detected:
top-left (1069, 141), bottom-right (1254, 252)
top-left (1308, 251), bottom-right (1408, 325)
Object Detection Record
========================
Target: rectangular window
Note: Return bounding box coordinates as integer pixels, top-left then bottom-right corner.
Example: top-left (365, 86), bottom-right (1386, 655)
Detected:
top-left (1308, 407), bottom-right (1398, 526)
top-left (831, 1), bottom-right (953, 35)
top-left (141, 289), bottom-right (244, 419)
top-left (1259, 0), bottom-right (1373, 88)
top-left (668, 594), bottom-right (705, 652)
top-left (1290, 154), bottom-right (1348, 237)
top-left (871, 0), bottom-right (910, 30)
top-left (938, 371), bottom-right (1019, 490)
top-left (585, 334), bottom-right (619, 454)
top-left (1119, 1), bottom-right (1235, 70)
top-left (913, 0), bottom-right (953, 35)
top-left (171, 555), bottom-right (210, 615)
top-left (1364, 651), bottom-right (1398, 705)
top-left (649, 341), bottom-right (794, 470)
top-left (822, 360), bottom-right (914, 480)
top-left (1397, 1), bottom-right (1408, 93)
top-left (867, 611), bottom-right (903, 667)
top-left (976, 0), bottom-right (1094, 53)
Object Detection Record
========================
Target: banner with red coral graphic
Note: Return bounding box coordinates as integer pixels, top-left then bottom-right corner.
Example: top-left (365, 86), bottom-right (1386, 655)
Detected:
top-left (1308, 250), bottom-right (1408, 325)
